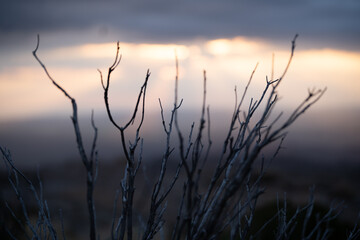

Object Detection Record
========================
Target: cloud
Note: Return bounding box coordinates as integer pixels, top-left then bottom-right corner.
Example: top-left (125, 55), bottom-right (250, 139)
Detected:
top-left (1, 0), bottom-right (359, 50)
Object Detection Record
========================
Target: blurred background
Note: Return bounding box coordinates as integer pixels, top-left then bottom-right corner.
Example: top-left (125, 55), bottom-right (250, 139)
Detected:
top-left (0, 0), bottom-right (359, 237)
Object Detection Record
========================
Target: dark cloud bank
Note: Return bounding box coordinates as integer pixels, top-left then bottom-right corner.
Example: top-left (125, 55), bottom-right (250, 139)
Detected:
top-left (1, 0), bottom-right (359, 50)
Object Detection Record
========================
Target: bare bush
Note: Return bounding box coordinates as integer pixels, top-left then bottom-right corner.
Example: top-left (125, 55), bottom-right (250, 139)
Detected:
top-left (1, 35), bottom-right (358, 240)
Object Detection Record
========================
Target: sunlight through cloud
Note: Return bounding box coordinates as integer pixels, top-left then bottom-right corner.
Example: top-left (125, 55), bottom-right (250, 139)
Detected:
top-left (206, 37), bottom-right (267, 56)
top-left (1, 36), bottom-right (359, 121)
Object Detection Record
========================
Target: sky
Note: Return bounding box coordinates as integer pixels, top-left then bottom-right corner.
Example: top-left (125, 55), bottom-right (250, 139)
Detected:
top-left (0, 0), bottom-right (359, 167)
top-left (1, 0), bottom-right (360, 49)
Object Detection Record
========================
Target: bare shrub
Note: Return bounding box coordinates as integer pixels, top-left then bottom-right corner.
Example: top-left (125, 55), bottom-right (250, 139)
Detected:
top-left (1, 35), bottom-right (358, 240)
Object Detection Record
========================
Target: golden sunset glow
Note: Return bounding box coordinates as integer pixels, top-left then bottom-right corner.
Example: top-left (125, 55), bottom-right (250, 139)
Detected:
top-left (137, 44), bottom-right (190, 60)
top-left (0, 37), bottom-right (359, 121)
top-left (284, 49), bottom-right (360, 99)
top-left (296, 49), bottom-right (360, 73)
top-left (206, 37), bottom-right (267, 56)
top-left (47, 42), bottom-right (190, 61)
top-left (49, 43), bottom-right (118, 60)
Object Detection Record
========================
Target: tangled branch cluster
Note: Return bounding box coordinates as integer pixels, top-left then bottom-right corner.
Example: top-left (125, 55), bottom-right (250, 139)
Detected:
top-left (1, 35), bottom-right (358, 240)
